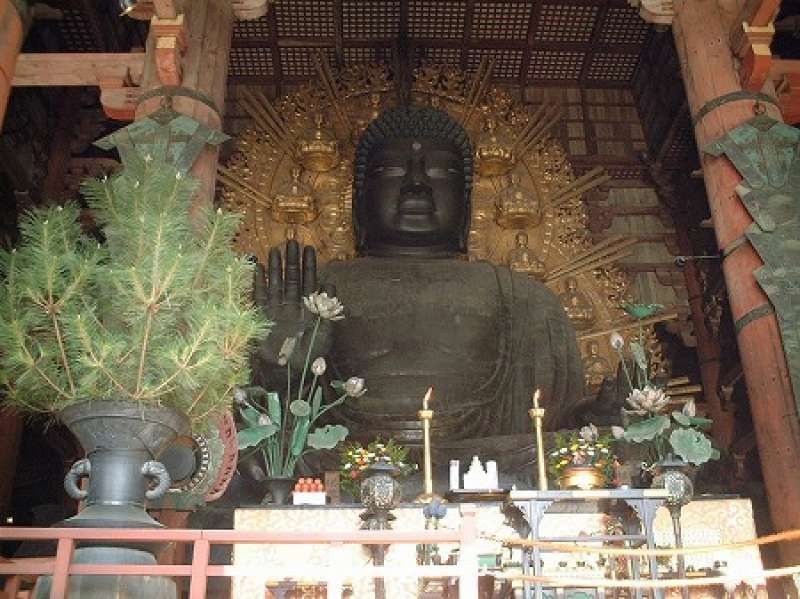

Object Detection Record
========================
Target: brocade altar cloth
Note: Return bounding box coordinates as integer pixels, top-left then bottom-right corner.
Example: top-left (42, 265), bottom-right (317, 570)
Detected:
top-left (232, 497), bottom-right (764, 598)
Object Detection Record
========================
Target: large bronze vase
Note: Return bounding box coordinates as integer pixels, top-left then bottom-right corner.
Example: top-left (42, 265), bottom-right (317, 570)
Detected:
top-left (59, 399), bottom-right (189, 529)
top-left (34, 399), bottom-right (189, 599)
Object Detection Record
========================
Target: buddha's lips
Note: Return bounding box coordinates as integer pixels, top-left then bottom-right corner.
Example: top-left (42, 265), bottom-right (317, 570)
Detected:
top-left (397, 196), bottom-right (435, 215)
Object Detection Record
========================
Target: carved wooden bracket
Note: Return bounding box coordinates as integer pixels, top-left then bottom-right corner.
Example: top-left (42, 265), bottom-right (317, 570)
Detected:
top-left (124, 0), bottom-right (270, 21)
top-left (231, 0), bottom-right (270, 20)
top-left (733, 21), bottom-right (800, 123)
top-left (627, 0), bottom-right (675, 26)
top-left (99, 79), bottom-right (141, 121)
top-left (12, 52), bottom-right (144, 121)
top-left (734, 22), bottom-right (775, 92)
top-left (151, 14), bottom-right (187, 86)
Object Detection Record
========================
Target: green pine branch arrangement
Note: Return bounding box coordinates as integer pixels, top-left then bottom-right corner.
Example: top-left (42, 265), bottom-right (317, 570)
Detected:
top-left (0, 157), bottom-right (269, 426)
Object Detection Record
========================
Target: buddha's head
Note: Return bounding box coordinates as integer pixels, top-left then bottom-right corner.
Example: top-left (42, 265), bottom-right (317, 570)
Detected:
top-left (515, 231), bottom-right (529, 248)
top-left (353, 106), bottom-right (473, 255)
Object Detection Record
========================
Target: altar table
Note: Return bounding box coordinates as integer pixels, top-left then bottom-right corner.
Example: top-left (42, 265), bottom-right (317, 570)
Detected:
top-left (231, 497), bottom-right (765, 599)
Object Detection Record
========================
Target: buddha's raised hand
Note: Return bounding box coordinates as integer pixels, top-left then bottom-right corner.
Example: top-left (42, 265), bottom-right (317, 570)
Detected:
top-left (252, 240), bottom-right (334, 377)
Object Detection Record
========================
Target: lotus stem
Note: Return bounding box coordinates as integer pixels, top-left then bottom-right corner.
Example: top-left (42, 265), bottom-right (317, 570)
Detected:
top-left (297, 317), bottom-right (322, 404)
top-left (614, 347), bottom-right (635, 393)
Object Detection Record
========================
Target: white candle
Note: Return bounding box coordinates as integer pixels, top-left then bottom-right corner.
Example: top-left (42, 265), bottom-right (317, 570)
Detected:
top-left (449, 459), bottom-right (460, 490)
top-left (532, 388), bottom-right (541, 410)
top-left (423, 387), bottom-right (433, 411)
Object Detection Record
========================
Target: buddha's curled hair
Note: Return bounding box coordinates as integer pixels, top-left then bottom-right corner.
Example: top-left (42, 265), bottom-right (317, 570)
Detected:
top-left (352, 105), bottom-right (474, 252)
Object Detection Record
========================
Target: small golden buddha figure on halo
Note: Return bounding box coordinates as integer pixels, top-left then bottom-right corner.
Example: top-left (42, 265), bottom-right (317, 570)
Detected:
top-left (559, 276), bottom-right (596, 331)
top-left (507, 231), bottom-right (546, 280)
top-left (351, 93), bottom-right (383, 145)
top-left (271, 165), bottom-right (318, 225)
top-left (475, 115), bottom-right (515, 177)
top-left (320, 202), bottom-right (355, 261)
top-left (583, 340), bottom-right (611, 391)
top-left (297, 113), bottom-right (340, 173)
top-left (496, 172), bottom-right (543, 229)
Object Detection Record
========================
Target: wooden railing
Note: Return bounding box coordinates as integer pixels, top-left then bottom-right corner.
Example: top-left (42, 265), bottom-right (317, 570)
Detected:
top-left (0, 506), bottom-right (480, 599)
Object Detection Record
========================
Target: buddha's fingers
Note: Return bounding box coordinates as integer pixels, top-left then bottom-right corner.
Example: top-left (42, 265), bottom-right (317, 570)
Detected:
top-left (266, 247), bottom-right (283, 304)
top-left (253, 260), bottom-right (269, 309)
top-left (302, 245), bottom-right (318, 296)
top-left (284, 240), bottom-right (302, 303)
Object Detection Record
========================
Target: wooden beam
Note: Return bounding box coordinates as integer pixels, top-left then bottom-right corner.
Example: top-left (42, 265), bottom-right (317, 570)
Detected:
top-left (12, 53), bottom-right (145, 87)
top-left (153, 0), bottom-right (179, 19)
top-left (750, 0), bottom-right (781, 27)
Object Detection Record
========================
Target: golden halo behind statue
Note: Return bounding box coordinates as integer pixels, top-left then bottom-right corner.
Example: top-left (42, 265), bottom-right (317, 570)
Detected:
top-left (220, 56), bottom-right (670, 385)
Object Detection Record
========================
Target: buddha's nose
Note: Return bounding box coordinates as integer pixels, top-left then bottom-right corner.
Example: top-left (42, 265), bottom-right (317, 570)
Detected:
top-left (400, 157), bottom-right (432, 196)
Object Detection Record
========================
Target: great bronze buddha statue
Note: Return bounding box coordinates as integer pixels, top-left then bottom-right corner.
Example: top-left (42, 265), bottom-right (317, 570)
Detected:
top-left (253, 106), bottom-right (585, 447)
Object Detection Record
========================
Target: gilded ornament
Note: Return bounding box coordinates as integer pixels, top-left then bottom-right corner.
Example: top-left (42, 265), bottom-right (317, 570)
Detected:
top-left (271, 165), bottom-right (318, 225)
top-left (297, 113), bottom-right (340, 173)
top-left (474, 116), bottom-right (515, 177)
top-left (495, 172), bottom-right (543, 229)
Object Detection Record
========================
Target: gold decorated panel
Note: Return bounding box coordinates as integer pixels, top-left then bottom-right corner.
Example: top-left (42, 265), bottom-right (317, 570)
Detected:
top-left (232, 498), bottom-right (765, 598)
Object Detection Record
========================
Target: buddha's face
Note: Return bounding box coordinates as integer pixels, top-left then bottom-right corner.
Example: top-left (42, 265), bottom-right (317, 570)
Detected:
top-left (362, 136), bottom-right (466, 253)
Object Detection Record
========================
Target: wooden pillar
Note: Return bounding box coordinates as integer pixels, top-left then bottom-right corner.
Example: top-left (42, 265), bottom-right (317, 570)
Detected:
top-left (42, 89), bottom-right (82, 201)
top-left (674, 216), bottom-right (734, 449)
top-left (673, 0), bottom-right (800, 563)
top-left (0, 0), bottom-right (25, 131)
top-left (135, 0), bottom-right (233, 218)
top-left (0, 0), bottom-right (26, 495)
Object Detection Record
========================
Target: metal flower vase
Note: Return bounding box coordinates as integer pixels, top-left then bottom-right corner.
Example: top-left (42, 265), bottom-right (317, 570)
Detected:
top-left (359, 462), bottom-right (402, 530)
top-left (652, 456), bottom-right (695, 599)
top-left (261, 476), bottom-right (296, 505)
top-left (651, 457), bottom-right (695, 507)
top-left (34, 399), bottom-right (189, 599)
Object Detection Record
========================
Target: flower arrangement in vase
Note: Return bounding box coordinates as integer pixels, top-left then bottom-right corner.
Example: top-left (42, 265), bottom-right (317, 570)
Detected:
top-left (236, 291), bottom-right (366, 503)
top-left (548, 424), bottom-right (617, 489)
top-left (609, 304), bottom-right (719, 487)
top-left (339, 437), bottom-right (416, 498)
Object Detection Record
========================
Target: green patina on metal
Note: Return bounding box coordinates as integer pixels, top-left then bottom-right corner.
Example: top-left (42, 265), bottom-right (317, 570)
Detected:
top-left (734, 302), bottom-right (774, 334)
top-left (704, 115), bottom-right (800, 410)
top-left (94, 104), bottom-right (229, 174)
top-left (692, 91), bottom-right (779, 128)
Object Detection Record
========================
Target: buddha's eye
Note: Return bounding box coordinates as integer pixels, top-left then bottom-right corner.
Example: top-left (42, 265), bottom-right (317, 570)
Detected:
top-left (426, 167), bottom-right (460, 178)
top-left (370, 166), bottom-right (406, 177)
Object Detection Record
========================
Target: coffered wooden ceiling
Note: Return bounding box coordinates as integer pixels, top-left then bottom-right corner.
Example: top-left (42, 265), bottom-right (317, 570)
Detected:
top-left (229, 0), bottom-right (652, 87)
top-left (39, 0), bottom-right (653, 89)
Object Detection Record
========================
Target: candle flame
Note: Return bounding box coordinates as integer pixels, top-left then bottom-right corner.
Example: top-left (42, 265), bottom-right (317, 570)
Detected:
top-left (423, 387), bottom-right (433, 410)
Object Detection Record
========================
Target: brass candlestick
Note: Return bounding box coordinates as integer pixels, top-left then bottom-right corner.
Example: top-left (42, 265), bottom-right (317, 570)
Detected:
top-left (417, 387), bottom-right (435, 501)
top-left (528, 389), bottom-right (548, 490)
